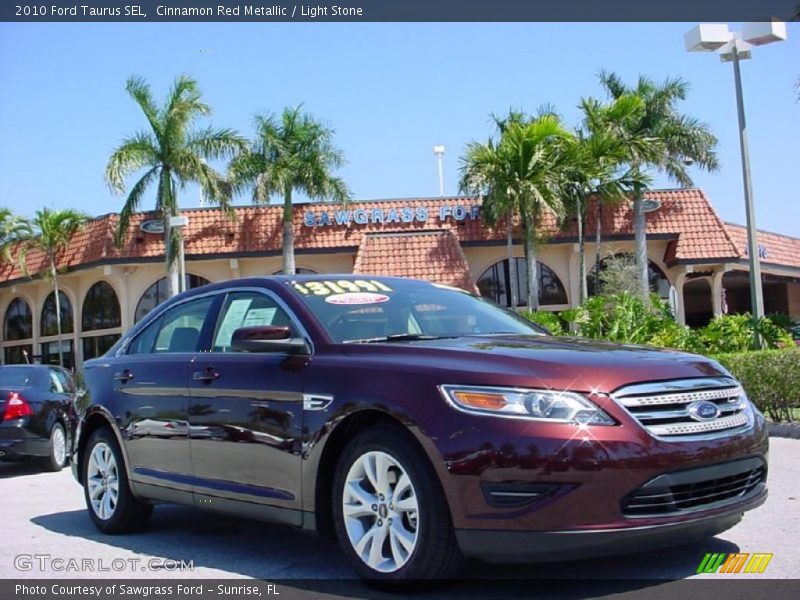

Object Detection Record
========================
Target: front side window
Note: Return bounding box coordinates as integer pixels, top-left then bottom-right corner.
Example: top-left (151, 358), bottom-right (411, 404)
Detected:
top-left (212, 292), bottom-right (295, 352)
top-left (288, 278), bottom-right (546, 343)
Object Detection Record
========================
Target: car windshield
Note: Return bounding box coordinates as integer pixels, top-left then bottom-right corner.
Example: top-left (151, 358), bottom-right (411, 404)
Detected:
top-left (286, 278), bottom-right (546, 343)
top-left (0, 366), bottom-right (35, 387)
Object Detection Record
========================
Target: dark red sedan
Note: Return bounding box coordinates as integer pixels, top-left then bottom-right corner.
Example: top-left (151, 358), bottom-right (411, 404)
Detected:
top-left (71, 276), bottom-right (767, 584)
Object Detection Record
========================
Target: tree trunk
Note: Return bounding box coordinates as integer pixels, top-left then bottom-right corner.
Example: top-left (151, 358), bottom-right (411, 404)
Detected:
top-left (282, 188), bottom-right (295, 275)
top-left (633, 192), bottom-right (649, 302)
top-left (523, 215), bottom-right (539, 311)
top-left (162, 171), bottom-right (181, 298)
top-left (506, 216), bottom-right (518, 309)
top-left (577, 196), bottom-right (587, 304)
top-left (51, 260), bottom-right (64, 368)
top-left (164, 220), bottom-right (181, 298)
top-left (594, 199), bottom-right (603, 295)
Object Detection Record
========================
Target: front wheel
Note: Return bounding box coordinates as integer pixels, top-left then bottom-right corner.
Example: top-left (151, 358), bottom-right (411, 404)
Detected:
top-left (83, 428), bottom-right (152, 533)
top-left (332, 425), bottom-right (464, 586)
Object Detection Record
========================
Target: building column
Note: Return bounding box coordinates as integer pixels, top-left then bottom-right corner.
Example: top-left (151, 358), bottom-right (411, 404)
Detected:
top-left (711, 269), bottom-right (727, 317)
top-left (674, 271), bottom-right (688, 326)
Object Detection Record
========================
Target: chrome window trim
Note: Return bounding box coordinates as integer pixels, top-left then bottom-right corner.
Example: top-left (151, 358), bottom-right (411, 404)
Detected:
top-left (115, 286), bottom-right (314, 358)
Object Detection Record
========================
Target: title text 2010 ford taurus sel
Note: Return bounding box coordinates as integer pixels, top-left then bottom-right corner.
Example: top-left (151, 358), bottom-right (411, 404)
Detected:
top-left (72, 276), bottom-right (767, 584)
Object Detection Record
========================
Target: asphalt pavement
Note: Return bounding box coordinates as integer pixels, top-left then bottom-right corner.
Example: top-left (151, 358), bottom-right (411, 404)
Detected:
top-left (1, 438), bottom-right (797, 597)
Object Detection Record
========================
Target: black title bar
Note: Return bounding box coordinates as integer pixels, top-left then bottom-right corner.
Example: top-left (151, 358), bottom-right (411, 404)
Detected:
top-left (2, 1), bottom-right (800, 22)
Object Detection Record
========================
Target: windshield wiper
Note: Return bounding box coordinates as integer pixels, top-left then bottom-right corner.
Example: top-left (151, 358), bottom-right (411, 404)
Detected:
top-left (347, 333), bottom-right (456, 344)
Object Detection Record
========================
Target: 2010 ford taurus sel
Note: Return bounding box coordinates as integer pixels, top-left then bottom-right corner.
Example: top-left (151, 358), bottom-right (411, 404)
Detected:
top-left (72, 276), bottom-right (767, 584)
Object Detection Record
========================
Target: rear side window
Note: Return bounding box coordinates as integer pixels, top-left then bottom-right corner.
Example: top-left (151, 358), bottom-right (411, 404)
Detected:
top-left (212, 292), bottom-right (295, 352)
top-left (128, 297), bottom-right (214, 355)
top-left (154, 297), bottom-right (214, 353)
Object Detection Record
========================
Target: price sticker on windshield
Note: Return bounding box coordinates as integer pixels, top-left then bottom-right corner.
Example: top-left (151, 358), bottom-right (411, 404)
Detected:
top-left (325, 292), bottom-right (390, 305)
top-left (291, 279), bottom-right (393, 296)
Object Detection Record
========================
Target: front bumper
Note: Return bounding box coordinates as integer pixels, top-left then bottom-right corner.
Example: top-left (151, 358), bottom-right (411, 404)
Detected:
top-left (456, 487), bottom-right (765, 562)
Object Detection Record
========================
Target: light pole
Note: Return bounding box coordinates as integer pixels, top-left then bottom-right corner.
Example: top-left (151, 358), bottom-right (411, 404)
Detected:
top-left (433, 145), bottom-right (445, 196)
top-left (685, 22), bottom-right (787, 344)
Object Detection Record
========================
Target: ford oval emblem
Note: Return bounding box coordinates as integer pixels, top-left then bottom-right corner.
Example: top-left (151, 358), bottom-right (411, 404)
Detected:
top-left (687, 400), bottom-right (720, 422)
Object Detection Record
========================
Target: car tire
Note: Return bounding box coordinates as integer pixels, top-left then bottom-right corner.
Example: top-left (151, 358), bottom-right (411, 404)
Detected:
top-left (332, 425), bottom-right (464, 587)
top-left (40, 422), bottom-right (68, 472)
top-left (83, 428), bottom-right (153, 533)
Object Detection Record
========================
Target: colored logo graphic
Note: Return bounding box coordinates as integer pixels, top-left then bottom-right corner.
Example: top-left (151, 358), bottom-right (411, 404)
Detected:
top-left (696, 552), bottom-right (773, 574)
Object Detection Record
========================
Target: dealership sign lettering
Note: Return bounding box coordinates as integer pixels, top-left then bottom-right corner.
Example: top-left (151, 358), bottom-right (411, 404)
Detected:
top-left (303, 204), bottom-right (481, 227)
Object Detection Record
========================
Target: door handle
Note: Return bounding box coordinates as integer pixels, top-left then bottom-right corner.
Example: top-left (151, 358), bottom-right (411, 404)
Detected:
top-left (193, 368), bottom-right (220, 383)
top-left (113, 370), bottom-right (133, 383)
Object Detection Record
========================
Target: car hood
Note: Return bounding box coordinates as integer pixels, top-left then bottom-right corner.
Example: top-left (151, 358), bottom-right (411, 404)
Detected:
top-left (340, 334), bottom-right (731, 393)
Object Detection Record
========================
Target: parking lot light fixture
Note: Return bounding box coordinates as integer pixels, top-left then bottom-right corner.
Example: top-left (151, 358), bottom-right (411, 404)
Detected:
top-left (685, 22), bottom-right (787, 345)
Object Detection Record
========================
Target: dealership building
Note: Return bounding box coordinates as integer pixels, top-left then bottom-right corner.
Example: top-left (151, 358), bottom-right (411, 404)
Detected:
top-left (1, 187), bottom-right (799, 369)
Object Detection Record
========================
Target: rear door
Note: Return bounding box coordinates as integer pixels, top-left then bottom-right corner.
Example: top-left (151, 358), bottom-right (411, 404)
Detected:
top-left (111, 295), bottom-right (218, 493)
top-left (188, 289), bottom-right (307, 520)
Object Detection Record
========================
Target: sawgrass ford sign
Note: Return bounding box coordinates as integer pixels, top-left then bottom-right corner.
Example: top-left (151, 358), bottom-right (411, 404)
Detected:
top-left (303, 203), bottom-right (481, 227)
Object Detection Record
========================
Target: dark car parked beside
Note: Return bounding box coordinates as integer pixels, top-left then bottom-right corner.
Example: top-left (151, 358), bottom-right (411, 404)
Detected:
top-left (1, 364), bottom-right (78, 471)
top-left (71, 276), bottom-right (768, 585)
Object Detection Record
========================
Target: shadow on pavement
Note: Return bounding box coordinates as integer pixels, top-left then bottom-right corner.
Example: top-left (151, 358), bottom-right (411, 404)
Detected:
top-left (31, 505), bottom-right (741, 598)
top-left (0, 459), bottom-right (48, 479)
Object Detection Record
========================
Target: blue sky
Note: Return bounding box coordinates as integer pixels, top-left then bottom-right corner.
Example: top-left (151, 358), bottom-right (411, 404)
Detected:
top-left (1, 22), bottom-right (798, 236)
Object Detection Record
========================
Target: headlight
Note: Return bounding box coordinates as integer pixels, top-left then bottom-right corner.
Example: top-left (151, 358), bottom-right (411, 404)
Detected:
top-left (438, 385), bottom-right (615, 425)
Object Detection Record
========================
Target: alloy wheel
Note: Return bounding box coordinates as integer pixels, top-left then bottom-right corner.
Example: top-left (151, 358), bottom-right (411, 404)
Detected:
top-left (341, 450), bottom-right (419, 573)
top-left (86, 442), bottom-right (119, 520)
top-left (51, 425), bottom-right (66, 467)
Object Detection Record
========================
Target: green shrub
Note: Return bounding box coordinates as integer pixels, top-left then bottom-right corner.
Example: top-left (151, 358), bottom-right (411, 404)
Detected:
top-left (698, 314), bottom-right (793, 353)
top-left (520, 310), bottom-right (566, 335)
top-left (714, 348), bottom-right (800, 422)
top-left (560, 292), bottom-right (674, 344)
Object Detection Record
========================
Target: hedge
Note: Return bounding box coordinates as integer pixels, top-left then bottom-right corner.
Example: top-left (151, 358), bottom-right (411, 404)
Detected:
top-left (714, 347), bottom-right (800, 422)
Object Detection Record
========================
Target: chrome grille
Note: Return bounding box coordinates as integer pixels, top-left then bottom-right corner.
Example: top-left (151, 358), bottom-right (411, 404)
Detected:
top-left (612, 377), bottom-right (752, 440)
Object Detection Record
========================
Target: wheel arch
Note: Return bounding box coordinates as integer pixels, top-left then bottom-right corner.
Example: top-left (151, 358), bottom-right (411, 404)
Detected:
top-left (74, 407), bottom-right (131, 485)
top-left (312, 408), bottom-right (450, 538)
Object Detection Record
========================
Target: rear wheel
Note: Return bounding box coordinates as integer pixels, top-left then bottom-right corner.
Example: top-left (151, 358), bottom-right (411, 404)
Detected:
top-left (83, 428), bottom-right (152, 533)
top-left (40, 422), bottom-right (67, 472)
top-left (332, 425), bottom-right (464, 587)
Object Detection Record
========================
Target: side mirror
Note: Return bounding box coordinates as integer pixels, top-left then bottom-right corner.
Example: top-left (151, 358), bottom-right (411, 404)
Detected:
top-left (231, 326), bottom-right (311, 355)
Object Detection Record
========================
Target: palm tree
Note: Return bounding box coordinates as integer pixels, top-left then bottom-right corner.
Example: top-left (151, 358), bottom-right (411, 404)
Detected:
top-left (0, 208), bottom-right (32, 264)
top-left (106, 75), bottom-right (246, 297)
top-left (461, 114), bottom-right (571, 310)
top-left (597, 72), bottom-right (719, 300)
top-left (229, 106), bottom-right (350, 275)
top-left (460, 112), bottom-right (526, 309)
top-left (564, 95), bottom-right (653, 303)
top-left (25, 208), bottom-right (88, 367)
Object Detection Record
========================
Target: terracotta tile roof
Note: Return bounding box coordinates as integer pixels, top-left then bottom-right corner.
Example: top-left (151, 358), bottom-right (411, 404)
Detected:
top-left (724, 223), bottom-right (800, 269)
top-left (0, 188), bottom-right (768, 285)
top-left (353, 230), bottom-right (477, 292)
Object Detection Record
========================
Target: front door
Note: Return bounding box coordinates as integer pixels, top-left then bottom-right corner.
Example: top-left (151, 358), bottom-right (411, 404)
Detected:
top-left (188, 290), bottom-right (306, 519)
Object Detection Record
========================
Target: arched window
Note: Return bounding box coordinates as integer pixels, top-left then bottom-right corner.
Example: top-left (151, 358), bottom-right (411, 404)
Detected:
top-left (477, 258), bottom-right (568, 308)
top-left (4, 298), bottom-right (33, 341)
top-left (41, 291), bottom-right (74, 337)
top-left (135, 274), bottom-right (211, 323)
top-left (586, 254), bottom-right (671, 298)
top-left (82, 281), bottom-right (121, 331)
